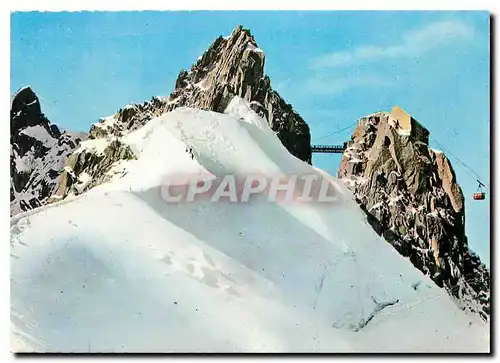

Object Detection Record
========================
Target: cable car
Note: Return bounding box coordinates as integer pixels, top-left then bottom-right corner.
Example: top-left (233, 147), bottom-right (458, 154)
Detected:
top-left (473, 192), bottom-right (485, 200)
top-left (473, 180), bottom-right (486, 201)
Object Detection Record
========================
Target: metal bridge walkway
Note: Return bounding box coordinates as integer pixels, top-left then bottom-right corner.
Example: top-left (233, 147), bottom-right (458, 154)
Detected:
top-left (311, 143), bottom-right (346, 153)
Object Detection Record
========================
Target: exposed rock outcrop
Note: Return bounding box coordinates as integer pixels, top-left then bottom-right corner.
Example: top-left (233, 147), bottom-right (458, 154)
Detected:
top-left (49, 138), bottom-right (136, 202)
top-left (10, 86), bottom-right (86, 215)
top-left (88, 97), bottom-right (169, 139)
top-left (339, 112), bottom-right (490, 320)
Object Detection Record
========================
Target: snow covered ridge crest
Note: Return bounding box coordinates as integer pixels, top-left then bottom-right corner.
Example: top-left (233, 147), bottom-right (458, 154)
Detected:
top-left (160, 173), bottom-right (344, 203)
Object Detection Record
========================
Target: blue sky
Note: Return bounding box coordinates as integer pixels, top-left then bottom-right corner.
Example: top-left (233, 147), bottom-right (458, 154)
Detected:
top-left (11, 11), bottom-right (490, 264)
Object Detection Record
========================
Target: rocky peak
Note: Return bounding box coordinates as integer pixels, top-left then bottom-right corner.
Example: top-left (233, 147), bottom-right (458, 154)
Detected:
top-left (167, 25), bottom-right (264, 111)
top-left (10, 86), bottom-right (86, 215)
top-left (166, 25), bottom-right (311, 163)
top-left (339, 111), bottom-right (489, 320)
top-left (11, 86), bottom-right (58, 137)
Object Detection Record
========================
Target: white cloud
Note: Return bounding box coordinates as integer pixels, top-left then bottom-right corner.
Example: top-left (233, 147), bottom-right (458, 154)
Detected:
top-left (312, 20), bottom-right (475, 68)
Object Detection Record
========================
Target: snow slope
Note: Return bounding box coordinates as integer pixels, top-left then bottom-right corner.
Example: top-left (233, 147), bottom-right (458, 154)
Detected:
top-left (10, 98), bottom-right (489, 353)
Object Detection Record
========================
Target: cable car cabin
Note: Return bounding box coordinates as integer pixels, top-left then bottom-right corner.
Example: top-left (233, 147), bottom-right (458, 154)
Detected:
top-left (473, 192), bottom-right (485, 200)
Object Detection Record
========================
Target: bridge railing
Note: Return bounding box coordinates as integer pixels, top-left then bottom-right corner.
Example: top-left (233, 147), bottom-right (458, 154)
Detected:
top-left (312, 144), bottom-right (344, 149)
top-left (311, 144), bottom-right (346, 153)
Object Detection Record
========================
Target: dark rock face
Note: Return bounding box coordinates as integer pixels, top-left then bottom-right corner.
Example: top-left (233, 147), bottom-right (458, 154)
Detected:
top-left (11, 86), bottom-right (44, 133)
top-left (10, 86), bottom-right (86, 216)
top-left (339, 112), bottom-right (490, 319)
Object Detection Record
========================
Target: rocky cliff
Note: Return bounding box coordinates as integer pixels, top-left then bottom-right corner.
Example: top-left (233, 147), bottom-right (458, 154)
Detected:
top-left (339, 112), bottom-right (490, 319)
top-left (10, 86), bottom-right (86, 215)
top-left (50, 25), bottom-right (311, 200)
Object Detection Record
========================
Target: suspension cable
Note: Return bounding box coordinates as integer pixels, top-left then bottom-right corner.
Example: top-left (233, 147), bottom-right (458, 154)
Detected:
top-left (313, 120), bottom-right (358, 142)
top-left (430, 136), bottom-right (488, 188)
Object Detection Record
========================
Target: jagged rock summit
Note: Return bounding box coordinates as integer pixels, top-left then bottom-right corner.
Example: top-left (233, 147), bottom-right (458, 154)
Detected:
top-left (339, 107), bottom-right (490, 320)
top-left (51, 25), bottom-right (312, 200)
top-left (10, 86), bottom-right (86, 215)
